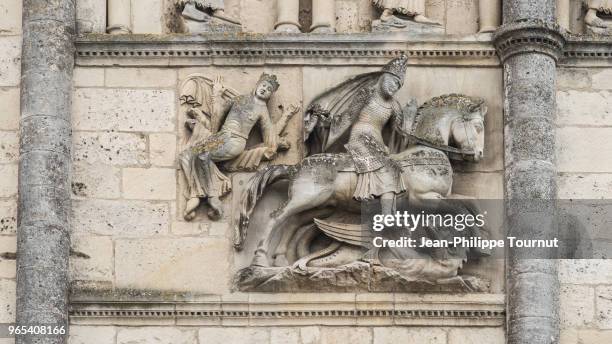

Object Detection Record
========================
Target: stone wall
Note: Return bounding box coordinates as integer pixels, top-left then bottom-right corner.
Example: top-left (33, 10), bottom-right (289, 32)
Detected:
top-left (557, 67), bottom-right (612, 343)
top-left (0, 0), bottom-right (21, 342)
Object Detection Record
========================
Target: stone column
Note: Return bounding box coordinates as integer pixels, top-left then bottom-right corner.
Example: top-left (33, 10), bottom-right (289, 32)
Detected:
top-left (479, 0), bottom-right (501, 33)
top-left (311, 0), bottom-right (335, 33)
top-left (107, 0), bottom-right (132, 34)
top-left (493, 1), bottom-right (565, 344)
top-left (557, 0), bottom-right (571, 31)
top-left (274, 0), bottom-right (301, 33)
top-left (17, 0), bottom-right (75, 343)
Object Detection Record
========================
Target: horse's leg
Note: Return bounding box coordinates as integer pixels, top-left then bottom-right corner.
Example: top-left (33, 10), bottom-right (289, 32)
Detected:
top-left (251, 175), bottom-right (335, 267)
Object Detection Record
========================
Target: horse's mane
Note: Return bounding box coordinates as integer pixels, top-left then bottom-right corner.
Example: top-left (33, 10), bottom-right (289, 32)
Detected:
top-left (418, 94), bottom-right (486, 116)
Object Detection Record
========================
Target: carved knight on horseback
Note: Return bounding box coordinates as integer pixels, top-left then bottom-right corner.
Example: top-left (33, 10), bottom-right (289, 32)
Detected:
top-left (234, 55), bottom-right (490, 285)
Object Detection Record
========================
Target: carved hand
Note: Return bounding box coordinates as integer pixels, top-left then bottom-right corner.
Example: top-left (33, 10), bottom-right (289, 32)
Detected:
top-left (288, 104), bottom-right (301, 117)
top-left (212, 75), bottom-right (225, 97)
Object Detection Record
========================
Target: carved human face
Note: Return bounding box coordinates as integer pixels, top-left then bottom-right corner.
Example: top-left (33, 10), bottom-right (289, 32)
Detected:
top-left (255, 80), bottom-right (275, 101)
top-left (380, 73), bottom-right (402, 99)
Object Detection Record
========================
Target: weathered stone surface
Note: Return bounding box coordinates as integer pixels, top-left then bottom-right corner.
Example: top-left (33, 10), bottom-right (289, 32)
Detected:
top-left (0, 36), bottom-right (20, 87)
top-left (117, 327), bottom-right (197, 344)
top-left (105, 68), bottom-right (177, 88)
top-left (0, 164), bottom-right (17, 197)
top-left (558, 173), bottom-right (612, 199)
top-left (208, 221), bottom-right (228, 237)
top-left (452, 172), bottom-right (504, 199)
top-left (300, 327), bottom-right (321, 344)
top-left (575, 329), bottom-right (612, 344)
top-left (270, 328), bottom-right (300, 344)
top-left (321, 327), bottom-right (371, 344)
top-left (446, 0), bottom-right (478, 34)
top-left (198, 327), bottom-right (269, 344)
top-left (559, 260), bottom-right (612, 284)
top-left (374, 327), bottom-right (446, 344)
top-left (122, 168), bottom-right (177, 200)
top-left (115, 237), bottom-right (230, 293)
top-left (72, 89), bottom-right (175, 132)
top-left (557, 91), bottom-right (612, 127)
top-left (73, 199), bottom-right (170, 236)
top-left (0, 279), bottom-right (15, 322)
top-left (76, 0), bottom-right (106, 33)
top-left (0, 131), bottom-right (18, 164)
top-left (0, 235), bottom-right (16, 279)
top-left (132, 0), bottom-right (164, 34)
top-left (150, 133), bottom-right (177, 167)
top-left (69, 326), bottom-right (115, 344)
top-left (240, 0), bottom-right (276, 33)
top-left (557, 68), bottom-right (591, 90)
top-left (592, 69), bottom-right (612, 90)
top-left (73, 132), bottom-right (148, 166)
top-left (73, 68), bottom-right (105, 87)
top-left (171, 221), bottom-right (206, 236)
top-left (558, 128), bottom-right (612, 173)
top-left (70, 235), bottom-right (114, 282)
top-left (0, 88), bottom-right (20, 130)
top-left (596, 286), bottom-right (612, 329)
top-left (0, 200), bottom-right (17, 235)
top-left (447, 328), bottom-right (504, 344)
top-left (560, 284), bottom-right (595, 328)
top-left (72, 163), bottom-right (121, 199)
top-left (0, 0), bottom-right (21, 34)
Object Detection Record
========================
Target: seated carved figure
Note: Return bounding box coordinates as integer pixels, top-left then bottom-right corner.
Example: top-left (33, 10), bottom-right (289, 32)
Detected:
top-left (584, 0), bottom-right (612, 34)
top-left (179, 74), bottom-right (298, 221)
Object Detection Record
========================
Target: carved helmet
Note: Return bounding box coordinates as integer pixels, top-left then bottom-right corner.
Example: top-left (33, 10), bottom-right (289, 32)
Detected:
top-left (382, 54), bottom-right (408, 84)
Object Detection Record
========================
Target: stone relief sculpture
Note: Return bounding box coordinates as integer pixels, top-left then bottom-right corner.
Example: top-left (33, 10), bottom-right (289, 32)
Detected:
top-left (274, 0), bottom-right (336, 33)
top-left (371, 0), bottom-right (443, 33)
top-left (179, 74), bottom-right (299, 221)
top-left (584, 0), bottom-right (612, 34)
top-left (177, 0), bottom-right (241, 33)
top-left (233, 55), bottom-right (491, 292)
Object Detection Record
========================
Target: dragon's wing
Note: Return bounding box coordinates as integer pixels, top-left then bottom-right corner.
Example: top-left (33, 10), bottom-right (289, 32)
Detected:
top-left (314, 218), bottom-right (372, 248)
top-left (305, 72), bottom-right (380, 153)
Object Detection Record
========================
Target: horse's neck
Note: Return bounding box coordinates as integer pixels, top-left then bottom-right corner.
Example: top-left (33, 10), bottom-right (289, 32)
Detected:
top-left (416, 113), bottom-right (453, 146)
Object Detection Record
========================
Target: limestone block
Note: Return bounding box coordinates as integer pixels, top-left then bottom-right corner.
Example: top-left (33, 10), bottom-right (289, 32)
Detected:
top-left (426, 0), bottom-right (446, 26)
top-left (105, 68), bottom-right (177, 88)
top-left (72, 163), bottom-right (121, 199)
top-left (209, 221), bottom-right (228, 237)
top-left (150, 133), bottom-right (177, 167)
top-left (132, 0), bottom-right (164, 34)
top-left (592, 69), bottom-right (612, 90)
top-left (271, 328), bottom-right (300, 344)
top-left (374, 327), bottom-right (446, 344)
top-left (0, 339), bottom-right (15, 344)
top-left (558, 173), bottom-right (612, 199)
top-left (0, 200), bottom-right (17, 235)
top-left (557, 128), bottom-right (612, 173)
top-left (452, 172), bottom-right (504, 199)
top-left (117, 327), bottom-right (197, 344)
top-left (73, 89), bottom-right (175, 132)
top-left (69, 326), bottom-right (116, 344)
top-left (597, 286), bottom-right (612, 329)
top-left (321, 328), bottom-right (371, 344)
top-left (557, 68), bottom-right (591, 90)
top-left (70, 235), bottom-right (114, 282)
top-left (300, 327), bottom-right (321, 344)
top-left (446, 0), bottom-right (478, 34)
top-left (0, 279), bottom-right (15, 322)
top-left (240, 0), bottom-right (276, 33)
top-left (0, 0), bottom-right (21, 34)
top-left (448, 328), bottom-right (504, 344)
top-left (0, 131), bottom-right (18, 163)
top-left (559, 260), bottom-right (612, 284)
top-left (76, 0), bottom-right (106, 33)
top-left (171, 221), bottom-right (207, 236)
top-left (0, 88), bottom-right (20, 130)
top-left (0, 36), bottom-right (21, 87)
top-left (576, 329), bottom-right (612, 344)
top-left (560, 284), bottom-right (595, 328)
top-left (73, 199), bottom-right (170, 236)
top-left (115, 237), bottom-right (230, 293)
top-left (73, 132), bottom-right (148, 166)
top-left (0, 235), bottom-right (16, 279)
top-left (198, 328), bottom-right (269, 344)
top-left (557, 91), bottom-right (612, 126)
top-left (73, 68), bottom-right (105, 87)
top-left (0, 164), bottom-right (17, 198)
top-left (122, 168), bottom-right (177, 200)
top-left (337, 0), bottom-right (373, 33)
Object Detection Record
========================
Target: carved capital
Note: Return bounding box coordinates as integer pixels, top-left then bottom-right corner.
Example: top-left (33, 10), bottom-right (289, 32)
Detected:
top-left (493, 19), bottom-right (566, 63)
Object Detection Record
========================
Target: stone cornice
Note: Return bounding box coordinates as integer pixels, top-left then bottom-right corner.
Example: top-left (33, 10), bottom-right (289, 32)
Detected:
top-left (69, 293), bottom-right (505, 327)
top-left (493, 20), bottom-right (566, 63)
